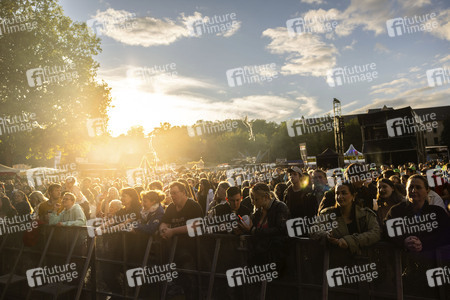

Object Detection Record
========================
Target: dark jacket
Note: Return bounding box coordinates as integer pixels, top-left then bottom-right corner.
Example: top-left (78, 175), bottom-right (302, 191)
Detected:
top-left (251, 199), bottom-right (290, 237)
top-left (311, 204), bottom-right (381, 255)
top-left (384, 200), bottom-right (450, 251)
top-left (213, 202), bottom-right (251, 217)
top-left (249, 199), bottom-right (290, 267)
top-left (283, 184), bottom-right (318, 219)
top-left (241, 196), bottom-right (254, 213)
top-left (135, 204), bottom-right (164, 235)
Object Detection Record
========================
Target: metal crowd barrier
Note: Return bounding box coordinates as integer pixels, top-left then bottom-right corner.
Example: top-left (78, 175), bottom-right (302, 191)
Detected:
top-left (0, 226), bottom-right (449, 300)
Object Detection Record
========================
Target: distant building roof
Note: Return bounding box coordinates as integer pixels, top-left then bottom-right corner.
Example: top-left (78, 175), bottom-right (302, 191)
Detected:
top-left (413, 106), bottom-right (450, 121)
top-left (343, 105), bottom-right (450, 122)
top-left (367, 105), bottom-right (394, 113)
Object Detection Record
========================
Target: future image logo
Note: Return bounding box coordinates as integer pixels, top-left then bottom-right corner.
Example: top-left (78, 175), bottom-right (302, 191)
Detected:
top-left (386, 114), bottom-right (438, 137)
top-left (286, 214), bottom-right (338, 237)
top-left (127, 168), bottom-right (144, 186)
top-left (426, 168), bottom-right (448, 188)
top-left (26, 263), bottom-right (78, 288)
top-left (426, 68), bottom-right (449, 87)
top-left (26, 64), bottom-right (78, 87)
top-left (326, 63), bottom-right (377, 87)
top-left (86, 118), bottom-right (106, 137)
top-left (386, 13), bottom-right (437, 37)
top-left (86, 214), bottom-right (138, 237)
top-left (0, 12), bottom-right (37, 36)
top-left (0, 112), bottom-right (39, 136)
top-left (87, 13), bottom-right (137, 37)
top-left (126, 264), bottom-right (178, 287)
top-left (326, 263), bottom-right (378, 287)
top-left (286, 116), bottom-right (334, 137)
top-left (126, 63), bottom-right (177, 84)
top-left (86, 18), bottom-right (105, 35)
top-left (426, 267), bottom-right (450, 287)
top-left (226, 64), bottom-right (278, 87)
top-left (385, 214), bottom-right (438, 237)
top-left (186, 214), bottom-right (238, 237)
top-left (187, 120), bottom-right (239, 137)
top-left (26, 68), bottom-right (45, 87)
top-left (0, 214), bottom-right (38, 236)
top-left (286, 13), bottom-right (338, 36)
top-left (226, 263), bottom-right (278, 287)
top-left (186, 13), bottom-right (239, 37)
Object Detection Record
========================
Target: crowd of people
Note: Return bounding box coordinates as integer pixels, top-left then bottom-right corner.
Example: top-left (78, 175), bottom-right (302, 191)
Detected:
top-left (0, 160), bottom-right (449, 298)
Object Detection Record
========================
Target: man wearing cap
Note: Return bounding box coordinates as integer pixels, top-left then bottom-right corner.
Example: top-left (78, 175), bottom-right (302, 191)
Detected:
top-left (283, 166), bottom-right (318, 220)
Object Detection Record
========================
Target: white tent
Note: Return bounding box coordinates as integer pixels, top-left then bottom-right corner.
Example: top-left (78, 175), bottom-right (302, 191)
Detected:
top-left (344, 144), bottom-right (365, 163)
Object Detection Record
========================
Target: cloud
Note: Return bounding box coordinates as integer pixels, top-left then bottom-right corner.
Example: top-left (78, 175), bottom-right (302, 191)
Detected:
top-left (398, 0), bottom-right (432, 15)
top-left (89, 9), bottom-right (241, 47)
top-left (228, 96), bottom-right (299, 121)
top-left (398, 0), bottom-right (432, 9)
top-left (343, 39), bottom-right (357, 51)
top-left (439, 54), bottom-right (450, 63)
top-left (299, 8), bottom-right (341, 35)
top-left (374, 43), bottom-right (390, 53)
top-left (294, 96), bottom-right (325, 116)
top-left (408, 66), bottom-right (421, 72)
top-left (182, 12), bottom-right (241, 38)
top-left (352, 85), bottom-right (450, 114)
top-left (262, 27), bottom-right (338, 77)
top-left (218, 20), bottom-right (242, 37)
top-left (91, 9), bottom-right (188, 46)
top-left (334, 0), bottom-right (395, 36)
top-left (370, 78), bottom-right (413, 95)
top-left (100, 64), bottom-right (217, 95)
top-left (227, 95), bottom-right (324, 121)
top-left (425, 9), bottom-right (450, 41)
top-left (301, 0), bottom-right (324, 4)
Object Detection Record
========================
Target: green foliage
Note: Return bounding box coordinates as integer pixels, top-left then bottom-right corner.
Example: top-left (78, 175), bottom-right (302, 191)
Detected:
top-left (0, 0), bottom-right (111, 166)
top-left (147, 118), bottom-right (359, 164)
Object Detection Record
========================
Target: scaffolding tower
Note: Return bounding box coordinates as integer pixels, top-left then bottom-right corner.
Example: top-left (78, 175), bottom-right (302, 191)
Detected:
top-left (333, 98), bottom-right (345, 155)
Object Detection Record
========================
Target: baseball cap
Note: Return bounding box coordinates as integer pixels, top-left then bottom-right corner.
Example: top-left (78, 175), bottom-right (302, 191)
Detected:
top-left (287, 166), bottom-right (302, 174)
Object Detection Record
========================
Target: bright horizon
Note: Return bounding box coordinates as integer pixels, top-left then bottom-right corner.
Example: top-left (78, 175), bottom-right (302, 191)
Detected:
top-left (59, 0), bottom-right (450, 137)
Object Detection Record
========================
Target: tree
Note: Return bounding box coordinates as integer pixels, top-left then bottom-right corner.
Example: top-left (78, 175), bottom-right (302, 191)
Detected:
top-left (0, 0), bottom-right (111, 166)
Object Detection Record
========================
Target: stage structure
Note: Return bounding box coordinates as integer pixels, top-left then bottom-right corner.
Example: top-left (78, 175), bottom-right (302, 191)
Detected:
top-left (358, 106), bottom-right (426, 165)
top-left (333, 98), bottom-right (345, 167)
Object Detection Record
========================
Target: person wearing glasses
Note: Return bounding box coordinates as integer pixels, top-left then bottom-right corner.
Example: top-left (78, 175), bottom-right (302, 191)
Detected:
top-left (48, 192), bottom-right (86, 226)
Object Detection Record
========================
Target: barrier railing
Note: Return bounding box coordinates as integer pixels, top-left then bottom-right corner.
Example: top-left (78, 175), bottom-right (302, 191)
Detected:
top-left (0, 226), bottom-right (449, 299)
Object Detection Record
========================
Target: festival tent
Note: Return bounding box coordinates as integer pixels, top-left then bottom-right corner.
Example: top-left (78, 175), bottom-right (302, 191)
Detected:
top-left (316, 148), bottom-right (344, 169)
top-left (344, 144), bottom-right (365, 163)
top-left (0, 164), bottom-right (20, 179)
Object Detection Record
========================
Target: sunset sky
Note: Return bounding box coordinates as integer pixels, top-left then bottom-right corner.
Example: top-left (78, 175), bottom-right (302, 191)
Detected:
top-left (59, 0), bottom-right (450, 136)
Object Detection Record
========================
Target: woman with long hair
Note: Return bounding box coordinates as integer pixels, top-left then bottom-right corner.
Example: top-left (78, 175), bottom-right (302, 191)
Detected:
top-left (28, 191), bottom-right (48, 211)
top-left (0, 196), bottom-right (18, 218)
top-left (375, 178), bottom-right (405, 225)
top-left (239, 183), bottom-right (290, 267)
top-left (311, 182), bottom-right (381, 255)
top-left (117, 188), bottom-right (141, 217)
top-left (12, 190), bottom-right (34, 215)
top-left (197, 178), bottom-right (214, 216)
